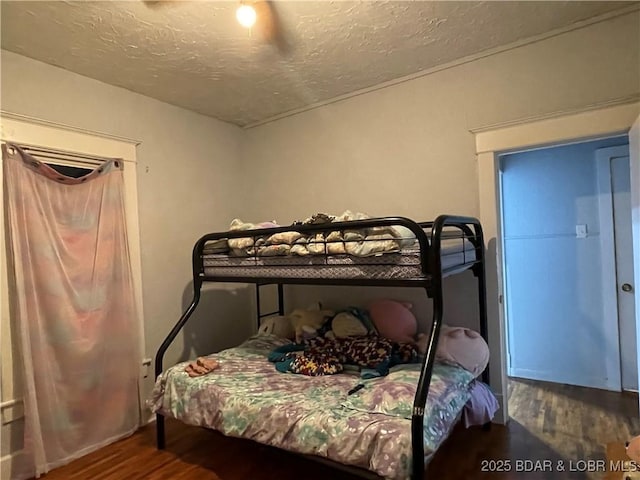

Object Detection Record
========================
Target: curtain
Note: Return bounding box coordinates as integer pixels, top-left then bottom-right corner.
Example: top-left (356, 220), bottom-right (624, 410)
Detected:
top-left (2, 144), bottom-right (141, 477)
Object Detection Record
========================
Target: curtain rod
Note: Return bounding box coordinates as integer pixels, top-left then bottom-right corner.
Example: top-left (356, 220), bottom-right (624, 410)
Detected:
top-left (2, 140), bottom-right (118, 166)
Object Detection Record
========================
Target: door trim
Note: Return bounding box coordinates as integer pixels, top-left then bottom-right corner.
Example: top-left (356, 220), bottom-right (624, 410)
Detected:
top-left (596, 145), bottom-right (629, 392)
top-left (474, 101), bottom-right (640, 423)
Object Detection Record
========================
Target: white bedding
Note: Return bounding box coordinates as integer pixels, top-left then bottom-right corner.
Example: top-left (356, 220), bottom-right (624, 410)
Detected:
top-left (203, 238), bottom-right (476, 280)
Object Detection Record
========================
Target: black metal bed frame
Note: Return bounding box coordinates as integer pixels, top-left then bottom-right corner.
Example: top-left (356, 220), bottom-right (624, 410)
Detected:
top-left (154, 214), bottom-right (488, 480)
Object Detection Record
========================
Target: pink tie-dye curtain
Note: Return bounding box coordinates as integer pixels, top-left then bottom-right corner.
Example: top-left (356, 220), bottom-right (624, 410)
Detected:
top-left (2, 144), bottom-right (140, 478)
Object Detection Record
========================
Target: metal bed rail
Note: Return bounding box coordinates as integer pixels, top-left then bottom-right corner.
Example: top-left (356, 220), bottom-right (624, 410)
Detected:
top-left (194, 216), bottom-right (432, 278)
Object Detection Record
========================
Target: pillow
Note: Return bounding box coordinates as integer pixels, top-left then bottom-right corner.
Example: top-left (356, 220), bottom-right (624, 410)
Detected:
top-left (436, 326), bottom-right (489, 378)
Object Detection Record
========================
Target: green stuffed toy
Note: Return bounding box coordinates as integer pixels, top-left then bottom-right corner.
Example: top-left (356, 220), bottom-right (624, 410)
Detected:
top-left (323, 307), bottom-right (377, 339)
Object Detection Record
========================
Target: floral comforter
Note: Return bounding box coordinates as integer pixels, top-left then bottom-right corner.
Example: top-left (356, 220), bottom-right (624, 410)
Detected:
top-left (148, 335), bottom-right (474, 480)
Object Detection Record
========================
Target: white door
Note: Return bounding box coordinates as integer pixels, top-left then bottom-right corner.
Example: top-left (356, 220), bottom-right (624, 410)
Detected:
top-left (629, 115), bottom-right (640, 408)
top-left (611, 153), bottom-right (637, 391)
top-left (597, 145), bottom-right (636, 391)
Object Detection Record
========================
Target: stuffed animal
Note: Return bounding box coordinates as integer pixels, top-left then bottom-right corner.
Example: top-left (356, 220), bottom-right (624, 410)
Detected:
top-left (368, 299), bottom-right (417, 344)
top-left (622, 467), bottom-right (640, 480)
top-left (289, 307), bottom-right (334, 343)
top-left (435, 325), bottom-right (489, 377)
top-left (627, 436), bottom-right (640, 463)
top-left (605, 441), bottom-right (640, 480)
top-left (324, 307), bottom-right (376, 339)
top-left (258, 315), bottom-right (295, 340)
top-left (626, 435), bottom-right (640, 479)
top-left (327, 312), bottom-right (368, 338)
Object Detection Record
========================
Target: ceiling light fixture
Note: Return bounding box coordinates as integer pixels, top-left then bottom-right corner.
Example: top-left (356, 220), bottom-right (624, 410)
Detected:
top-left (236, 3), bottom-right (257, 29)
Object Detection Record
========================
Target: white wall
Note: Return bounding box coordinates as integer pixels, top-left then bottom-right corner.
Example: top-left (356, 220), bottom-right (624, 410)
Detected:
top-left (242, 12), bottom-right (639, 218)
top-left (240, 11), bottom-right (640, 338)
top-left (501, 137), bottom-right (628, 390)
top-left (0, 50), bottom-right (253, 467)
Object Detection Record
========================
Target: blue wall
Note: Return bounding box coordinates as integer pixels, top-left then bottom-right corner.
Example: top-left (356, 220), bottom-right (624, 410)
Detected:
top-left (501, 136), bottom-right (628, 389)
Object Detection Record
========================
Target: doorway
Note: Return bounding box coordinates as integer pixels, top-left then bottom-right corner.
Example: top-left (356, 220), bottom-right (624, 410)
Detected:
top-left (500, 136), bottom-right (634, 392)
top-left (473, 102), bottom-right (640, 424)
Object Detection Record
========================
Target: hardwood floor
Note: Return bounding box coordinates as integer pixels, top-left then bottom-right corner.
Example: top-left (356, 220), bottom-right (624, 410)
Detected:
top-left (429, 378), bottom-right (639, 480)
top-left (32, 378), bottom-right (638, 480)
top-left (506, 378), bottom-right (638, 465)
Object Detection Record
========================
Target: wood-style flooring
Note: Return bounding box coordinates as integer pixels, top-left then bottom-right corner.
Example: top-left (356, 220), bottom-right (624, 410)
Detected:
top-left (31, 378), bottom-right (638, 480)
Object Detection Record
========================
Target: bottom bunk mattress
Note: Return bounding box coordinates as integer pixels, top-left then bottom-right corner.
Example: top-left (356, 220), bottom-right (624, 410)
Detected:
top-left (149, 335), bottom-right (474, 480)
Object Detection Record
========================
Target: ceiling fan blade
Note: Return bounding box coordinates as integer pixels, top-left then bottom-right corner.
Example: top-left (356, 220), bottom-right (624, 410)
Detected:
top-left (141, 0), bottom-right (292, 55)
top-left (142, 1), bottom-right (182, 10)
top-left (254, 0), bottom-right (291, 56)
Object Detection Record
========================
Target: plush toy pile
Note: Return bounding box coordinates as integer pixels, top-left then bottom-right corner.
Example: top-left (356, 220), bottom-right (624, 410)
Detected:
top-left (627, 435), bottom-right (640, 462)
top-left (259, 299), bottom-right (490, 379)
top-left (269, 335), bottom-right (419, 378)
top-left (604, 435), bottom-right (640, 480)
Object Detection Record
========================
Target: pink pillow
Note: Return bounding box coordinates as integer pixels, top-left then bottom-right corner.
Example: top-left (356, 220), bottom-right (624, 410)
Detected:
top-left (368, 299), bottom-right (417, 344)
top-left (436, 326), bottom-right (489, 377)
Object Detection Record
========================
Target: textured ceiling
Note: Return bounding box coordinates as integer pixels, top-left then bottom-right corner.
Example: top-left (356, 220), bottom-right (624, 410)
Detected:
top-left (0, 1), bottom-right (634, 126)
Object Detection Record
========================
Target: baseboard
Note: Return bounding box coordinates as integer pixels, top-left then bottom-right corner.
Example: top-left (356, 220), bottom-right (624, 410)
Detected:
top-left (1, 450), bottom-right (24, 480)
top-left (509, 368), bottom-right (619, 392)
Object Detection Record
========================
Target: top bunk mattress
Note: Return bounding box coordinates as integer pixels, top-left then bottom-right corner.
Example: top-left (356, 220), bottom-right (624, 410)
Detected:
top-left (203, 237), bottom-right (477, 281)
top-left (149, 335), bottom-right (474, 480)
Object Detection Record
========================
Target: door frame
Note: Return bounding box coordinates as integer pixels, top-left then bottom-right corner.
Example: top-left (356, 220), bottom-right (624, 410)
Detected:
top-left (473, 101), bottom-right (640, 423)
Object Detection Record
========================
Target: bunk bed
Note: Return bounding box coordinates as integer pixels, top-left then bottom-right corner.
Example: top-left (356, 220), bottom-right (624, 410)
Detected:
top-left (151, 214), bottom-right (489, 480)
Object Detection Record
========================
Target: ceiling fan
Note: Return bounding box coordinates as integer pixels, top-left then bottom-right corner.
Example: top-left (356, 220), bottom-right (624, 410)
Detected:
top-left (142, 0), bottom-right (291, 55)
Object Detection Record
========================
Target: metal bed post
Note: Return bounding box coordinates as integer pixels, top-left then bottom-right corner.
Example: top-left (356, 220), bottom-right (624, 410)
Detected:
top-left (255, 283), bottom-right (286, 327)
top-left (411, 285), bottom-right (444, 480)
top-left (154, 236), bottom-right (209, 449)
top-left (474, 224), bottom-right (490, 386)
top-left (410, 215), bottom-right (445, 480)
top-left (154, 277), bottom-right (202, 449)
top-left (255, 283), bottom-right (262, 328)
top-left (277, 283), bottom-right (285, 315)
